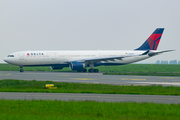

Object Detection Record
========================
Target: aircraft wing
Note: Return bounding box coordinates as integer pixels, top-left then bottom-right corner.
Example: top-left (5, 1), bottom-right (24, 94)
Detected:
top-left (66, 49), bottom-right (174, 63)
top-left (67, 54), bottom-right (140, 63)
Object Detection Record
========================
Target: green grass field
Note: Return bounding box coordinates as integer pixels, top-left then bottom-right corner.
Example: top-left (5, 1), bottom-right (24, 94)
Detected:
top-left (0, 100), bottom-right (180, 120)
top-left (1, 63), bottom-right (180, 72)
top-left (1, 64), bottom-right (180, 76)
top-left (1, 80), bottom-right (180, 95)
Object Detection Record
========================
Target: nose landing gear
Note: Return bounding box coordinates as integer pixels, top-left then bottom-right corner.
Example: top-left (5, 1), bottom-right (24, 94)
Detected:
top-left (20, 66), bottom-right (24, 72)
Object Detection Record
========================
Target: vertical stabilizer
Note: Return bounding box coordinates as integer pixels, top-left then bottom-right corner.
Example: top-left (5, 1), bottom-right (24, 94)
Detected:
top-left (135, 28), bottom-right (164, 50)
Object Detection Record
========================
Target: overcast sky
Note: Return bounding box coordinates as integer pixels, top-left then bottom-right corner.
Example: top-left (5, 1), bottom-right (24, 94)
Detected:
top-left (0, 0), bottom-right (180, 63)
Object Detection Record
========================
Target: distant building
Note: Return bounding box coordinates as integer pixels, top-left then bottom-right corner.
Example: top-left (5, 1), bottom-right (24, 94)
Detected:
top-left (155, 60), bottom-right (180, 64)
top-left (161, 60), bottom-right (168, 64)
top-left (156, 60), bottom-right (160, 64)
top-left (169, 60), bottom-right (177, 64)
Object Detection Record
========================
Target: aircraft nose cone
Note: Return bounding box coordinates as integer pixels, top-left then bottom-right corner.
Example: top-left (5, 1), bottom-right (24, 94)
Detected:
top-left (3, 57), bottom-right (8, 63)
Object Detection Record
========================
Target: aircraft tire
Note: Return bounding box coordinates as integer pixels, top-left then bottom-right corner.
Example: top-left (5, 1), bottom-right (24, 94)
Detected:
top-left (82, 69), bottom-right (87, 72)
top-left (77, 70), bottom-right (82, 72)
top-left (20, 69), bottom-right (24, 72)
top-left (93, 69), bottom-right (99, 73)
top-left (88, 69), bottom-right (94, 73)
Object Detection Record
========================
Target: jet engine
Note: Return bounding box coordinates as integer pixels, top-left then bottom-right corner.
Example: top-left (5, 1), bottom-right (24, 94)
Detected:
top-left (69, 62), bottom-right (86, 70)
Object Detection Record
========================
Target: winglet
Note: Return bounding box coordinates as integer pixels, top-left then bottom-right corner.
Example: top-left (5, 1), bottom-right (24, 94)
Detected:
top-left (135, 28), bottom-right (164, 50)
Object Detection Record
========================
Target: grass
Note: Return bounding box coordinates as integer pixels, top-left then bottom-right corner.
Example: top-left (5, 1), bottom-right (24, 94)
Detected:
top-left (1, 63), bottom-right (180, 76)
top-left (1, 63), bottom-right (180, 72)
top-left (0, 99), bottom-right (180, 120)
top-left (1, 79), bottom-right (180, 95)
top-left (98, 64), bottom-right (180, 73)
top-left (0, 63), bottom-right (71, 72)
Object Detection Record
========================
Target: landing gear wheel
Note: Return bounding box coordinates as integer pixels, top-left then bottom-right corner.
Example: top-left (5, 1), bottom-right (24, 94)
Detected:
top-left (93, 69), bottom-right (99, 73)
top-left (82, 69), bottom-right (87, 72)
top-left (88, 69), bottom-right (94, 73)
top-left (19, 66), bottom-right (24, 72)
top-left (77, 70), bottom-right (82, 72)
top-left (77, 69), bottom-right (87, 72)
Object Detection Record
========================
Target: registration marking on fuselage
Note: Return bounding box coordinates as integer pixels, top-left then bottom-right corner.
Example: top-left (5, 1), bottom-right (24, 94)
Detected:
top-left (70, 78), bottom-right (97, 80)
top-left (121, 78), bottom-right (146, 80)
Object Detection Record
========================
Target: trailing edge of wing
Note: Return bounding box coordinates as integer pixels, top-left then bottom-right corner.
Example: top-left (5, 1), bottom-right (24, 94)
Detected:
top-left (67, 54), bottom-right (140, 63)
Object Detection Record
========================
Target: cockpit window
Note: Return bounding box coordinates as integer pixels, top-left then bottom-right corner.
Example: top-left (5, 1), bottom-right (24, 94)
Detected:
top-left (7, 55), bottom-right (14, 57)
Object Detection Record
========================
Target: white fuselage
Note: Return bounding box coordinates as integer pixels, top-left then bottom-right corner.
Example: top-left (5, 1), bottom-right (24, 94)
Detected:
top-left (4, 50), bottom-right (149, 66)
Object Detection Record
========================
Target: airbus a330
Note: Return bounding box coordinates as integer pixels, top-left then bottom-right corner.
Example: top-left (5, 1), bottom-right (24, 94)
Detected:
top-left (3, 28), bottom-right (173, 73)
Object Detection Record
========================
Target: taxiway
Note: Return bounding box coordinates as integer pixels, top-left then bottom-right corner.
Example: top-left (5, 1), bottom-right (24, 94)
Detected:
top-left (0, 71), bottom-right (180, 86)
top-left (0, 92), bottom-right (180, 104)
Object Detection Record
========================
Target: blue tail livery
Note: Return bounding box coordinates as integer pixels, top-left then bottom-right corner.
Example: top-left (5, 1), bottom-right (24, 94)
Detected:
top-left (135, 28), bottom-right (164, 50)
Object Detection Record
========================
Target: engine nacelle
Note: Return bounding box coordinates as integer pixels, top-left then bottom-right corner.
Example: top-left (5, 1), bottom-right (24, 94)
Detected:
top-left (50, 65), bottom-right (63, 70)
top-left (69, 62), bottom-right (86, 70)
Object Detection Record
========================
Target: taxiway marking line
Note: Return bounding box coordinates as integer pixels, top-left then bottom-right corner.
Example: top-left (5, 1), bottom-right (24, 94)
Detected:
top-left (56, 75), bottom-right (68, 76)
top-left (0, 73), bottom-right (11, 76)
top-left (121, 78), bottom-right (146, 80)
top-left (70, 78), bottom-right (97, 80)
top-left (159, 77), bottom-right (176, 79)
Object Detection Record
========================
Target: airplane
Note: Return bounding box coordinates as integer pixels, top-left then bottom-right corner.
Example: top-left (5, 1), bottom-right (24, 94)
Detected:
top-left (3, 28), bottom-right (173, 73)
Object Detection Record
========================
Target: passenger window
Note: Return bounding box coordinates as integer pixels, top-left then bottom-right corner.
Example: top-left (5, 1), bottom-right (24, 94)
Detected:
top-left (7, 55), bottom-right (14, 57)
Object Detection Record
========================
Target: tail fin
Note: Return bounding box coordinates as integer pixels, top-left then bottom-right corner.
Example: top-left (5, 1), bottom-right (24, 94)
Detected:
top-left (135, 28), bottom-right (164, 50)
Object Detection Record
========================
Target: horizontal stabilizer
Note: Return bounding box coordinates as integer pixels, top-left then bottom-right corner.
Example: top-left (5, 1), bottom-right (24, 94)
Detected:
top-left (148, 50), bottom-right (174, 57)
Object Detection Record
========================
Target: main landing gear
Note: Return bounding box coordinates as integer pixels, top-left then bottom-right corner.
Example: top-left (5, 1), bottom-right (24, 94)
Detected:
top-left (88, 69), bottom-right (99, 73)
top-left (77, 69), bottom-right (87, 73)
top-left (20, 66), bottom-right (24, 72)
top-left (77, 68), bottom-right (99, 73)
top-left (88, 63), bottom-right (99, 73)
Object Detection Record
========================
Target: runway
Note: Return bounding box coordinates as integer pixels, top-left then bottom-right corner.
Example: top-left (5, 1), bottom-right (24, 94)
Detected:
top-left (0, 92), bottom-right (180, 104)
top-left (0, 71), bottom-right (180, 86)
